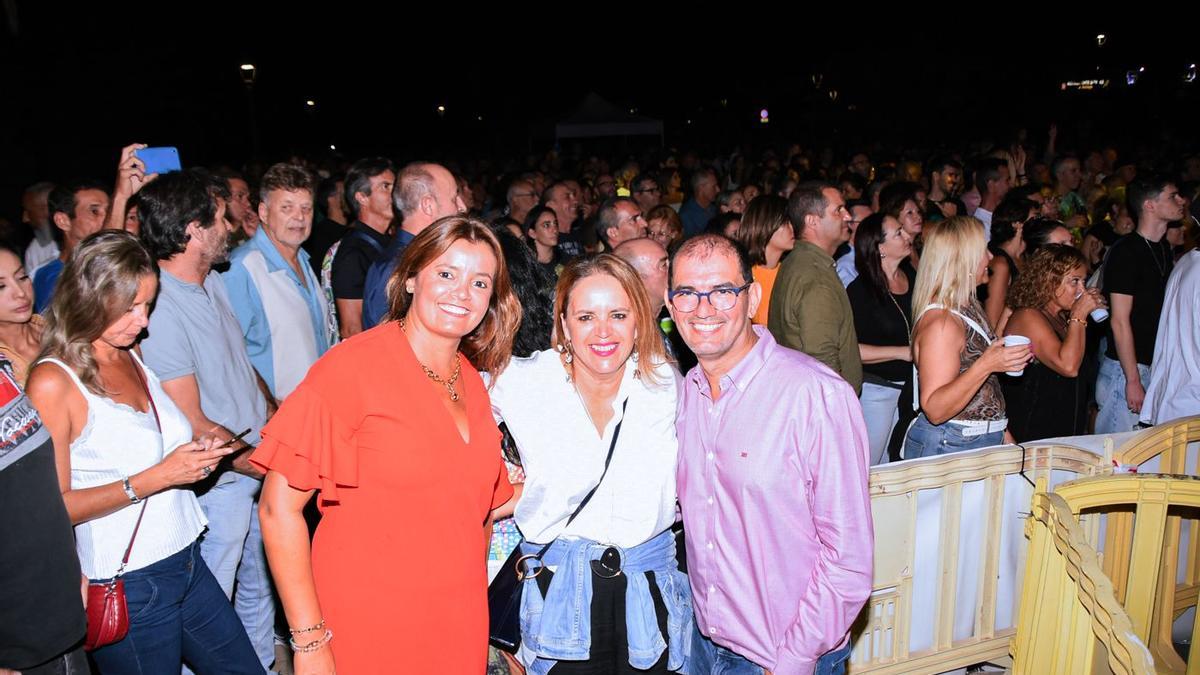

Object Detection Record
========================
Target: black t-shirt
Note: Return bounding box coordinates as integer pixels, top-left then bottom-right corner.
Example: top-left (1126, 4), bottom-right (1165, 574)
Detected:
top-left (846, 266), bottom-right (915, 383)
top-left (331, 221), bottom-right (391, 300)
top-left (302, 217), bottom-right (348, 276)
top-left (1103, 233), bottom-right (1174, 365)
top-left (0, 371), bottom-right (86, 668)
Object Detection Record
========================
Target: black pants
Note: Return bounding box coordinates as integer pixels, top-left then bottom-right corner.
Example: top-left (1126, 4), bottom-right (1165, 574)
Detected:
top-left (21, 644), bottom-right (89, 675)
top-left (535, 565), bottom-right (672, 674)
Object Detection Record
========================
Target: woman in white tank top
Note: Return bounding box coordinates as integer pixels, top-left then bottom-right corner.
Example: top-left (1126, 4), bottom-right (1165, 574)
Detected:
top-left (26, 231), bottom-right (260, 674)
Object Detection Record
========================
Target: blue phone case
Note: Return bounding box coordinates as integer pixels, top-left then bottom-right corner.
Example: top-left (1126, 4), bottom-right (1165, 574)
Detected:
top-left (134, 147), bottom-right (182, 174)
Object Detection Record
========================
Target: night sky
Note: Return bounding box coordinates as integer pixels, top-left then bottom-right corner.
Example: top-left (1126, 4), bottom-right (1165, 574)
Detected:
top-left (3, 4), bottom-right (1197, 218)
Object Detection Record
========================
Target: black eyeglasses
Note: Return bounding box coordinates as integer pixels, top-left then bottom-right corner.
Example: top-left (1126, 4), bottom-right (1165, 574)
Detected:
top-left (668, 283), bottom-right (752, 312)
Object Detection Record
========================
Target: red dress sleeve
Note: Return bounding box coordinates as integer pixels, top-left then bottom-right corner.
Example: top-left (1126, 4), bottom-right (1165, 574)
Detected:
top-left (249, 381), bottom-right (358, 503)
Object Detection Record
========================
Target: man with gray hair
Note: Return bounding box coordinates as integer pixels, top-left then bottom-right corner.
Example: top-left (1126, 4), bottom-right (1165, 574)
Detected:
top-left (495, 177), bottom-right (539, 234)
top-left (595, 197), bottom-right (648, 251)
top-left (361, 162), bottom-right (465, 329)
top-left (680, 168), bottom-right (720, 238)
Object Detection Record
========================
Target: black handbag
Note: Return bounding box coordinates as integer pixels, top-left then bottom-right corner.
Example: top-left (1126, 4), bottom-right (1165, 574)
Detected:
top-left (488, 400), bottom-right (628, 653)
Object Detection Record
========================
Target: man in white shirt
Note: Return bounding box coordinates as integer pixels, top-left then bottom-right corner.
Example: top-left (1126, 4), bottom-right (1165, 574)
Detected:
top-left (20, 182), bottom-right (59, 276)
top-left (973, 157), bottom-right (1010, 239)
top-left (1141, 248), bottom-right (1200, 425)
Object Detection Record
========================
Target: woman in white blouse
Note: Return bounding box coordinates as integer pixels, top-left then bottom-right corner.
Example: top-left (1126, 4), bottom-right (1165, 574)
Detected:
top-left (27, 231), bottom-right (260, 674)
top-left (490, 253), bottom-right (691, 673)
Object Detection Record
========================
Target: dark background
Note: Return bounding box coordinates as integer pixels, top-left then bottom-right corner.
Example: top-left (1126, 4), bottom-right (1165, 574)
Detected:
top-left (2, 4), bottom-right (1197, 219)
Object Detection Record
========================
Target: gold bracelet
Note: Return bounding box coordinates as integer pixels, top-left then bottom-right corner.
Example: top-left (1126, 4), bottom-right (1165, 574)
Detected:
top-left (289, 629), bottom-right (333, 653)
top-left (1067, 317), bottom-right (1087, 326)
top-left (288, 619), bottom-right (326, 635)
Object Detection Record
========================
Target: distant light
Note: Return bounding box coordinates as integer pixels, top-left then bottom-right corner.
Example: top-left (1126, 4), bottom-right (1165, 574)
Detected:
top-left (829, 89), bottom-right (839, 102)
top-left (1096, 34), bottom-right (1106, 46)
top-left (436, 105), bottom-right (446, 113)
top-left (1126, 70), bottom-right (1138, 86)
top-left (1062, 79), bottom-right (1110, 91)
top-left (1138, 66), bottom-right (1145, 73)
top-left (686, 119), bottom-right (692, 125)
top-left (329, 145), bottom-right (336, 151)
top-left (306, 100), bottom-right (315, 107)
top-left (1186, 64), bottom-right (1197, 83)
top-left (240, 64), bottom-right (255, 71)
top-left (629, 108), bottom-right (635, 114)
top-left (477, 115), bottom-right (483, 121)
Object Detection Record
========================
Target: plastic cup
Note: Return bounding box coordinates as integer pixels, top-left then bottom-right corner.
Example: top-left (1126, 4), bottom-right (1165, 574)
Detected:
top-left (1090, 308), bottom-right (1109, 322)
top-left (1003, 335), bottom-right (1031, 376)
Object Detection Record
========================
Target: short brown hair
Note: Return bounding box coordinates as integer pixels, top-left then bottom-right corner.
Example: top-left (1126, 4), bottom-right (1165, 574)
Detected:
top-left (551, 254), bottom-right (670, 384)
top-left (258, 163), bottom-right (315, 205)
top-left (1007, 244), bottom-right (1088, 311)
top-left (385, 215), bottom-right (521, 375)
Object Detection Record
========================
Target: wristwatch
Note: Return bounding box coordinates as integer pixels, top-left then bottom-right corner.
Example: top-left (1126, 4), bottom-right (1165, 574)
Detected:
top-left (122, 476), bottom-right (142, 504)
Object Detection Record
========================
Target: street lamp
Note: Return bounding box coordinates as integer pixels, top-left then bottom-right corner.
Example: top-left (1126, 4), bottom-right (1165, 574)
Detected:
top-left (239, 63), bottom-right (256, 87)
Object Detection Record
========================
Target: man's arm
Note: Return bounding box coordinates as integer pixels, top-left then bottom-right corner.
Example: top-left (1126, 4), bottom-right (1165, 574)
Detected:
top-left (336, 298), bottom-right (364, 337)
top-left (160, 374), bottom-right (262, 479)
top-left (791, 283), bottom-right (847, 375)
top-left (773, 382), bottom-right (874, 674)
top-left (1109, 293), bottom-right (1144, 412)
top-left (107, 143), bottom-right (155, 231)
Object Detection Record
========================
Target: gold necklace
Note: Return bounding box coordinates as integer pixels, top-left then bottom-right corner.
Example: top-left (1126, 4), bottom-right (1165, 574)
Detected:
top-left (399, 319), bottom-right (462, 401)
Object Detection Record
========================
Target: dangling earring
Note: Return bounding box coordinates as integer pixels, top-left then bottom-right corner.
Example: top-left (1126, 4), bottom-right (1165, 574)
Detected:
top-left (565, 349), bottom-right (573, 364)
top-left (631, 348), bottom-right (639, 364)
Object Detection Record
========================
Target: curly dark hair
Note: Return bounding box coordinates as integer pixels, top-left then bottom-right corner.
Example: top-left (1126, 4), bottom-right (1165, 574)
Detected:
top-left (137, 168), bottom-right (230, 260)
top-left (1007, 244), bottom-right (1088, 310)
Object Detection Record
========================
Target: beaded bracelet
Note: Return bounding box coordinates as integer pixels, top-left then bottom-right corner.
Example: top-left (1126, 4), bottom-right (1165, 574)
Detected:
top-left (289, 619), bottom-right (326, 635)
top-left (290, 629), bottom-right (333, 653)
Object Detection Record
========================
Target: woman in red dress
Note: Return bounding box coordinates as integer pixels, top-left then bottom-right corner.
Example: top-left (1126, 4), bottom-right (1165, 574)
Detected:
top-left (254, 216), bottom-right (522, 674)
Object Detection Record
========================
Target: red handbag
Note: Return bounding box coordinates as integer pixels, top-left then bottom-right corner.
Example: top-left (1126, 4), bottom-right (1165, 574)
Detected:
top-left (86, 353), bottom-right (158, 651)
top-left (84, 501), bottom-right (147, 651)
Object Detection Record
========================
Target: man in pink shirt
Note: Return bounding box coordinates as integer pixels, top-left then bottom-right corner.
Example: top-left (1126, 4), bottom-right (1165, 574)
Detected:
top-left (667, 233), bottom-right (873, 675)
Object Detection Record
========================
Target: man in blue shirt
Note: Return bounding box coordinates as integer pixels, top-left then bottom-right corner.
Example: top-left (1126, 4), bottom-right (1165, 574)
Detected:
top-left (679, 168), bottom-right (720, 238)
top-left (35, 179), bottom-right (110, 312)
top-left (361, 162), bottom-right (465, 329)
top-left (223, 163), bottom-right (332, 401)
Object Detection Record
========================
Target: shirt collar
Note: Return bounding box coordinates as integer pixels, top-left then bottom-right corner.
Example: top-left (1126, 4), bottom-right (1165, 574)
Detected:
top-left (686, 325), bottom-right (776, 397)
top-left (251, 226), bottom-right (311, 275)
top-left (796, 240), bottom-right (835, 265)
top-left (158, 267), bottom-right (209, 293)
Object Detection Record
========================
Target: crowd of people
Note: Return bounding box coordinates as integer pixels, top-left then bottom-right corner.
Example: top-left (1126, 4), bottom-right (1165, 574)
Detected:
top-left (2, 131), bottom-right (1198, 675)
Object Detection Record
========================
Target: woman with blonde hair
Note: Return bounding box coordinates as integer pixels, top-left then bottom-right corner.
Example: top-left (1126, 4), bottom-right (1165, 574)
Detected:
top-left (904, 217), bottom-right (1032, 457)
top-left (27, 230), bottom-right (257, 672)
top-left (488, 253), bottom-right (690, 673)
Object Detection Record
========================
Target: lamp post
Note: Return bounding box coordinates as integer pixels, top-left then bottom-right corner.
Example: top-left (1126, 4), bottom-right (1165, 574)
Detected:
top-left (240, 64), bottom-right (260, 159)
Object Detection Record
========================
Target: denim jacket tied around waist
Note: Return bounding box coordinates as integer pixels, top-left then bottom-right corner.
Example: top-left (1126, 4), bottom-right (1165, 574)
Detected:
top-left (517, 529), bottom-right (692, 674)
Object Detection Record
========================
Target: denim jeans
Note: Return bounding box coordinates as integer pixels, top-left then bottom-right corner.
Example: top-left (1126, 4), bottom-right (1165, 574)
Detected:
top-left (903, 413), bottom-right (1004, 459)
top-left (689, 622), bottom-right (853, 674)
top-left (859, 381), bottom-right (902, 465)
top-left (189, 473), bottom-right (274, 670)
top-left (1094, 356), bottom-right (1153, 434)
top-left (89, 540), bottom-right (262, 674)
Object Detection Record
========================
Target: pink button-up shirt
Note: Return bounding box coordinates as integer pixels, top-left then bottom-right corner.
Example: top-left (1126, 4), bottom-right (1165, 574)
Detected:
top-left (676, 326), bottom-right (873, 675)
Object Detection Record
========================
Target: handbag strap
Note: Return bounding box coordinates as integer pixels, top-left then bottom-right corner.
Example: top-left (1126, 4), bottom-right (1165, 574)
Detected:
top-left (115, 350), bottom-right (159, 577)
top-left (535, 397), bottom-right (629, 557)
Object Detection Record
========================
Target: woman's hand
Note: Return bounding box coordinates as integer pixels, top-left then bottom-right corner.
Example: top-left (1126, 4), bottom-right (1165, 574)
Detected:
top-left (150, 438), bottom-right (233, 488)
top-left (977, 339), bottom-right (1031, 376)
top-left (1069, 288), bottom-right (1105, 321)
top-left (293, 645), bottom-right (336, 675)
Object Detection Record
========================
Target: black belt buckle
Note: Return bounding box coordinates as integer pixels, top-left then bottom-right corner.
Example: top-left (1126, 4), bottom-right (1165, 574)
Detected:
top-left (591, 546), bottom-right (622, 578)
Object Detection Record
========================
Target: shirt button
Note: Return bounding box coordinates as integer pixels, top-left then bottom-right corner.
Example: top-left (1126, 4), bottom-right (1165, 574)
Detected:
top-left (707, 541), bottom-right (714, 550)
top-left (710, 626), bottom-right (718, 635)
top-left (707, 497), bottom-right (713, 506)
top-left (706, 452), bottom-right (714, 460)
top-left (708, 584), bottom-right (715, 593)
